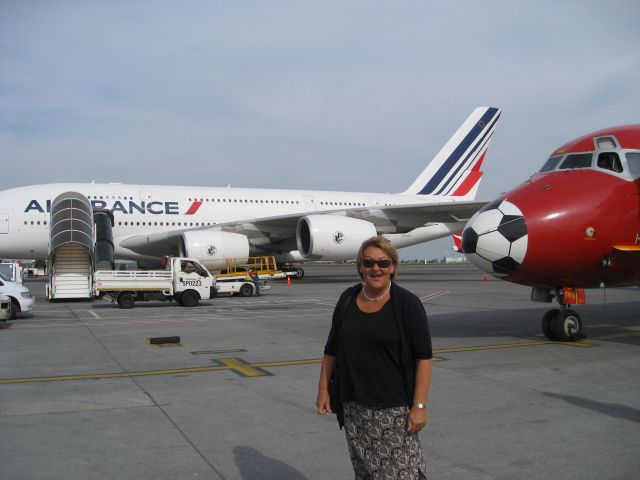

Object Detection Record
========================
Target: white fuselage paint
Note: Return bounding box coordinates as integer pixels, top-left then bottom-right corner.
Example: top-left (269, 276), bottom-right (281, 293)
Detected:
top-left (0, 183), bottom-right (461, 260)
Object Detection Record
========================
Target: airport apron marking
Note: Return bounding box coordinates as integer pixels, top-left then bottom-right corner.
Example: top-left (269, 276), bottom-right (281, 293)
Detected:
top-left (0, 340), bottom-right (593, 384)
top-left (420, 290), bottom-right (450, 302)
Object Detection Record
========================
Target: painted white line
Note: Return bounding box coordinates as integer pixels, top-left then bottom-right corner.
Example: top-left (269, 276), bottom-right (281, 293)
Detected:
top-left (87, 310), bottom-right (101, 319)
top-left (420, 290), bottom-right (451, 302)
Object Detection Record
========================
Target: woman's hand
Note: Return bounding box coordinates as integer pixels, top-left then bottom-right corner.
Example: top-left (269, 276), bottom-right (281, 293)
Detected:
top-left (407, 406), bottom-right (428, 433)
top-left (317, 355), bottom-right (336, 415)
top-left (316, 389), bottom-right (332, 415)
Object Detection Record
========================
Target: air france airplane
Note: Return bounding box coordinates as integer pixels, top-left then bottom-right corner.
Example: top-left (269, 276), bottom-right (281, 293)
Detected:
top-left (0, 107), bottom-right (500, 267)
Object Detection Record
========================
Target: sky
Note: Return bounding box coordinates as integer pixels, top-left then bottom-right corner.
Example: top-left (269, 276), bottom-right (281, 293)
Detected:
top-left (1, 0), bottom-right (639, 260)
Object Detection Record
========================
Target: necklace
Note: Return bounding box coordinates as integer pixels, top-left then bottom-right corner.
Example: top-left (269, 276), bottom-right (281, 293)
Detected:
top-left (361, 282), bottom-right (391, 301)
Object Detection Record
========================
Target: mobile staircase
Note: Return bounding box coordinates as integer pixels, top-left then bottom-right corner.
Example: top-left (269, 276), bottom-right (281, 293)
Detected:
top-left (46, 193), bottom-right (116, 300)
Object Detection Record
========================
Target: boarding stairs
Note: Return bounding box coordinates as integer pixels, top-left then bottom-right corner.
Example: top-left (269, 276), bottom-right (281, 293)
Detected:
top-left (47, 193), bottom-right (115, 300)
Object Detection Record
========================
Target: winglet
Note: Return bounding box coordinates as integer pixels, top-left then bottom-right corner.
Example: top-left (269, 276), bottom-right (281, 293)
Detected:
top-left (402, 107), bottom-right (501, 199)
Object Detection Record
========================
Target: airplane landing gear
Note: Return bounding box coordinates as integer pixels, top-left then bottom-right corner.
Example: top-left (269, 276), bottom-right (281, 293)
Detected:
top-left (541, 307), bottom-right (583, 342)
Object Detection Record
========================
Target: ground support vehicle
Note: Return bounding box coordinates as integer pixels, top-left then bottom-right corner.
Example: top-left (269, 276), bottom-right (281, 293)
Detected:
top-left (213, 256), bottom-right (281, 296)
top-left (279, 264), bottom-right (305, 279)
top-left (216, 277), bottom-right (270, 297)
top-left (93, 257), bottom-right (216, 309)
top-left (216, 256), bottom-right (284, 280)
top-left (0, 272), bottom-right (34, 319)
top-left (0, 294), bottom-right (10, 321)
top-left (0, 262), bottom-right (25, 283)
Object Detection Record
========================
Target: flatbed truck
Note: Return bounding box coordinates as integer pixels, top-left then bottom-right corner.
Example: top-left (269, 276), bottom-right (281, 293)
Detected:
top-left (92, 257), bottom-right (216, 308)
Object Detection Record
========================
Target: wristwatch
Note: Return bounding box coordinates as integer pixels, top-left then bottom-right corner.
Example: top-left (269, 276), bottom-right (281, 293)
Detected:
top-left (413, 403), bottom-right (427, 409)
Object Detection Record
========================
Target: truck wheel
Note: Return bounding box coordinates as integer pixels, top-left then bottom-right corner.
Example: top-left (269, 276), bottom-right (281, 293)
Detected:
top-left (117, 294), bottom-right (135, 309)
top-left (295, 268), bottom-right (304, 279)
top-left (180, 290), bottom-right (200, 307)
top-left (239, 283), bottom-right (253, 297)
top-left (9, 299), bottom-right (19, 319)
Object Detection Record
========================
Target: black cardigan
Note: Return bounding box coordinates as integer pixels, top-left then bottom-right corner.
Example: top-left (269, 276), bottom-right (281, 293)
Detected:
top-left (324, 282), bottom-right (432, 427)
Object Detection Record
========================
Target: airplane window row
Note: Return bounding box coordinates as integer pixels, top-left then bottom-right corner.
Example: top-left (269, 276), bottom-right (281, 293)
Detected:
top-left (320, 201), bottom-right (366, 207)
top-left (117, 221), bottom-right (213, 227)
top-left (188, 198), bottom-right (301, 205)
top-left (22, 219), bottom-right (211, 228)
top-left (83, 195), bottom-right (373, 207)
top-left (87, 195), bottom-right (134, 200)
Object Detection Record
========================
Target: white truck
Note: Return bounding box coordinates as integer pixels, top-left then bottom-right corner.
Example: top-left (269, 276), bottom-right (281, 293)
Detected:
top-left (93, 257), bottom-right (217, 309)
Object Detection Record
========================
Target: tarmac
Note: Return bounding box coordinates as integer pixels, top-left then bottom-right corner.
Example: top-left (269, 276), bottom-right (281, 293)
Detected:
top-left (1, 264), bottom-right (639, 480)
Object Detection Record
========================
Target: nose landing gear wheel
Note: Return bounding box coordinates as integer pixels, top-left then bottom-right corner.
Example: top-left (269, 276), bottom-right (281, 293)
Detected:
top-left (542, 308), bottom-right (560, 341)
top-left (550, 309), bottom-right (583, 342)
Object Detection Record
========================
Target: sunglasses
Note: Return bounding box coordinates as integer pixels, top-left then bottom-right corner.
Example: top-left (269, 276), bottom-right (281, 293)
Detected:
top-left (361, 258), bottom-right (392, 268)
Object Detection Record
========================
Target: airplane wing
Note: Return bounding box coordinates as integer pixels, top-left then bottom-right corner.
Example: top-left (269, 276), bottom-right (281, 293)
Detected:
top-left (119, 201), bottom-right (487, 256)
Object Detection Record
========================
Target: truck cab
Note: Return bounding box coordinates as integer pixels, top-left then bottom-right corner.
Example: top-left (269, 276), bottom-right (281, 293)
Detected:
top-left (172, 258), bottom-right (217, 306)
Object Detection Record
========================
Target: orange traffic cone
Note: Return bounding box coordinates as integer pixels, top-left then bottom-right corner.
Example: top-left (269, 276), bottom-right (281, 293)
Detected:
top-left (482, 273), bottom-right (489, 281)
top-left (287, 277), bottom-right (292, 286)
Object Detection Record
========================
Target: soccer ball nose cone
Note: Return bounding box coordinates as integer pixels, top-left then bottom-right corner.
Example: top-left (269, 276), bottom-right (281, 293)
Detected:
top-left (462, 200), bottom-right (529, 278)
top-left (461, 227), bottom-right (479, 255)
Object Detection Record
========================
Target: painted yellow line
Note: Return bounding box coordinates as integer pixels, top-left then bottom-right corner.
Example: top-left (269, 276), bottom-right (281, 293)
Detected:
top-left (216, 357), bottom-right (272, 377)
top-left (434, 340), bottom-right (593, 354)
top-left (0, 340), bottom-right (592, 385)
top-left (192, 349), bottom-right (247, 355)
top-left (0, 365), bottom-right (231, 384)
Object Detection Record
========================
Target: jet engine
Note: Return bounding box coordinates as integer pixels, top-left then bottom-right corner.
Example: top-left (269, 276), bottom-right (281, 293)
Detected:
top-left (181, 231), bottom-right (249, 268)
top-left (296, 215), bottom-right (377, 260)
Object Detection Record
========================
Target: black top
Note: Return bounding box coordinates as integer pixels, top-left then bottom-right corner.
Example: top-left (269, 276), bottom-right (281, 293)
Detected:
top-left (338, 300), bottom-right (406, 407)
top-left (324, 282), bottom-right (432, 427)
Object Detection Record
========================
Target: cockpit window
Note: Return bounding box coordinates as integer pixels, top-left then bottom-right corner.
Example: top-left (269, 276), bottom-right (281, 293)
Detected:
top-left (559, 153), bottom-right (593, 170)
top-left (596, 137), bottom-right (617, 149)
top-left (539, 155), bottom-right (563, 172)
top-left (626, 152), bottom-right (640, 176)
top-left (597, 152), bottom-right (623, 173)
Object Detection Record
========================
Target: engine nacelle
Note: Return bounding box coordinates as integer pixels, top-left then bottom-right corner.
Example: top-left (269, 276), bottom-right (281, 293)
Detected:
top-left (296, 215), bottom-right (377, 260)
top-left (181, 231), bottom-right (249, 269)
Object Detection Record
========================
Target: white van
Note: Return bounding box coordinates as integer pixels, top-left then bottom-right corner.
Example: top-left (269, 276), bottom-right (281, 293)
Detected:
top-left (0, 272), bottom-right (34, 319)
top-left (0, 294), bottom-right (10, 321)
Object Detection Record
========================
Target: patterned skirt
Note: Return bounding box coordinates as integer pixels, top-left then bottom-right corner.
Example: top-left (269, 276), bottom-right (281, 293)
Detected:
top-left (343, 402), bottom-right (427, 480)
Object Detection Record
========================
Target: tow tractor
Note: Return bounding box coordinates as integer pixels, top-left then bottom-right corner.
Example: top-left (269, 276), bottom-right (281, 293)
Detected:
top-left (214, 256), bottom-right (283, 296)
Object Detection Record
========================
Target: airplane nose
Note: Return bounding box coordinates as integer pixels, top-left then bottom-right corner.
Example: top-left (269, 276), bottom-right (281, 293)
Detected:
top-left (462, 199), bottom-right (528, 278)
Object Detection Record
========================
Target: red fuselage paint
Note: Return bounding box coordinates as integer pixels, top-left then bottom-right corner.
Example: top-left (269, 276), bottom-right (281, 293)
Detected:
top-left (466, 124), bottom-right (640, 290)
top-left (503, 169), bottom-right (640, 288)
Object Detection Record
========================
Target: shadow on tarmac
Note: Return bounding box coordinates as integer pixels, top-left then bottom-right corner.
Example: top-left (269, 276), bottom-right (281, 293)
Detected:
top-left (543, 392), bottom-right (640, 423)
top-left (233, 446), bottom-right (308, 480)
top-left (428, 302), bottom-right (640, 346)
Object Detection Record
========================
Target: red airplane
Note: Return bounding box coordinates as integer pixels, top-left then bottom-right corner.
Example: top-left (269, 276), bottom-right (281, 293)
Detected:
top-left (462, 124), bottom-right (640, 341)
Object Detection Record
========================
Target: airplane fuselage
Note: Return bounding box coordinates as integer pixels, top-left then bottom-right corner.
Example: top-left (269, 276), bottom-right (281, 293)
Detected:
top-left (463, 123), bottom-right (640, 290)
top-left (496, 170), bottom-right (640, 288)
top-left (0, 183), bottom-right (450, 260)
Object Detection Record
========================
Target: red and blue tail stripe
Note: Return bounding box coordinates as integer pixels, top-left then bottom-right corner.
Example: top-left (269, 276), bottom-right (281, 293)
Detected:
top-left (418, 107), bottom-right (500, 195)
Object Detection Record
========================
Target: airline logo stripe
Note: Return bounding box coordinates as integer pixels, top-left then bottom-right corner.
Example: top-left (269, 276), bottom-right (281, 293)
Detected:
top-left (185, 201), bottom-right (203, 215)
top-left (431, 114), bottom-right (499, 196)
top-left (436, 131), bottom-right (494, 196)
top-left (418, 108), bottom-right (500, 195)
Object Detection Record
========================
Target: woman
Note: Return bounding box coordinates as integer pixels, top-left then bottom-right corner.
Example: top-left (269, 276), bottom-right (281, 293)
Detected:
top-left (317, 236), bottom-right (433, 479)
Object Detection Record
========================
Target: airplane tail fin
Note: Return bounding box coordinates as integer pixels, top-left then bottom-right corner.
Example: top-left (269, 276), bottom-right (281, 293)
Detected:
top-left (452, 232), bottom-right (463, 253)
top-left (402, 106), bottom-right (501, 200)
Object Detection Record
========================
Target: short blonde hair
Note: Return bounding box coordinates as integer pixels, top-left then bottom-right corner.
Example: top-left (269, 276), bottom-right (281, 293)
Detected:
top-left (356, 236), bottom-right (399, 280)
